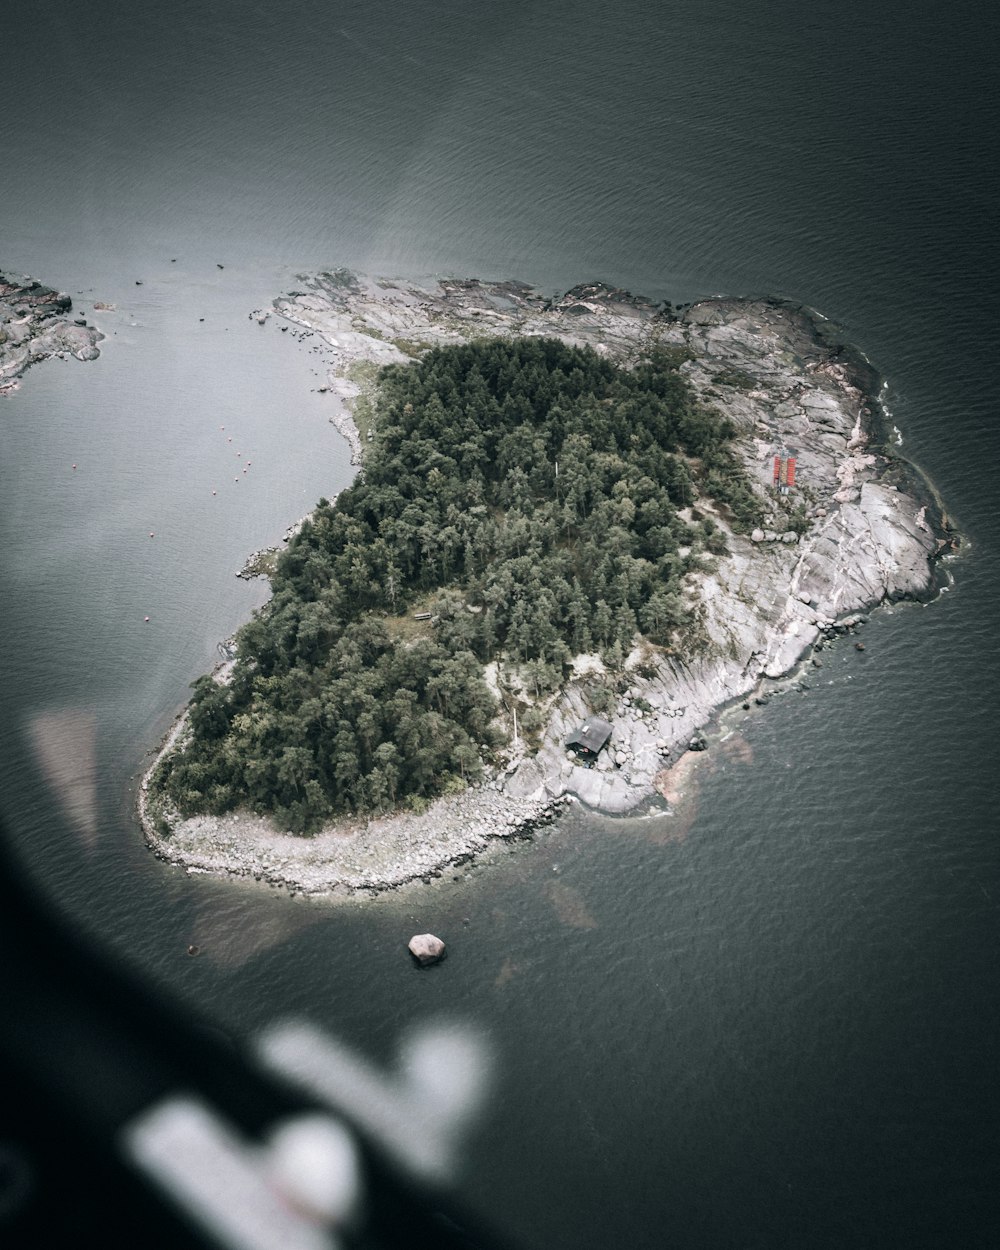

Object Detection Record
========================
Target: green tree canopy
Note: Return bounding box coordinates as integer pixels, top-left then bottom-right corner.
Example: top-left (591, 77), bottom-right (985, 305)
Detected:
top-left (153, 335), bottom-right (761, 830)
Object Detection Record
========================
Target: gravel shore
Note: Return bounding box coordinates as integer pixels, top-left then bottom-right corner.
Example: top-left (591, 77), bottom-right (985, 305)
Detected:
top-left (140, 717), bottom-right (570, 896)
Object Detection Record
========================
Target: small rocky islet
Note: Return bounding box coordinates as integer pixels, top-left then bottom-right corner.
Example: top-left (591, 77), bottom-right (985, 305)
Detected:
top-left (1, 265), bottom-right (954, 897)
top-left (0, 270), bottom-right (103, 393)
top-left (138, 268), bottom-right (956, 897)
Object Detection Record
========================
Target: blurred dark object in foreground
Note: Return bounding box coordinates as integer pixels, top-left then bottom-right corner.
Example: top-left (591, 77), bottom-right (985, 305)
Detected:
top-left (0, 820), bottom-right (512, 1249)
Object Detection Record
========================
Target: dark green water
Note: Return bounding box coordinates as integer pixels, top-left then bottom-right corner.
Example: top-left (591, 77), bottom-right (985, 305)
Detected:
top-left (2, 2), bottom-right (998, 1245)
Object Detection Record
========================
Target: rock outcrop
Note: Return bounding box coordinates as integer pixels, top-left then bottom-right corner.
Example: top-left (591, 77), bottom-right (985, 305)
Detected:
top-left (1, 270), bottom-right (103, 394)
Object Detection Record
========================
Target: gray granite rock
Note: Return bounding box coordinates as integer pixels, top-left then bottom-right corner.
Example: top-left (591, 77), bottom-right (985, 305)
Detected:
top-left (408, 934), bottom-right (446, 966)
top-left (1, 270), bottom-right (103, 393)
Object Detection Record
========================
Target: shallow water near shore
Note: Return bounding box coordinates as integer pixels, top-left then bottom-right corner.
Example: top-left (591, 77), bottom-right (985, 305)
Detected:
top-left (3, 1), bottom-right (999, 1246)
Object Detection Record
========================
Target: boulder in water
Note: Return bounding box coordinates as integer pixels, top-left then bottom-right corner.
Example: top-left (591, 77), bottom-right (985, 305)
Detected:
top-left (408, 933), bottom-right (446, 966)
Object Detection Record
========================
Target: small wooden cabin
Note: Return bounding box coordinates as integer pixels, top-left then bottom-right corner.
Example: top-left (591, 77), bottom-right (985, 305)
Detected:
top-left (566, 717), bottom-right (613, 758)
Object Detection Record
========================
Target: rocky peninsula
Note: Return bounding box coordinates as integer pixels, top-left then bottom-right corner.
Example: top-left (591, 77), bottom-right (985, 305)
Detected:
top-left (0, 270), bottom-right (102, 393)
top-left (141, 269), bottom-right (954, 895)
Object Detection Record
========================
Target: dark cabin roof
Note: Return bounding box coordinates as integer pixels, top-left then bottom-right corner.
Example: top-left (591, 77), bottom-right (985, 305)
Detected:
top-left (566, 717), bottom-right (613, 754)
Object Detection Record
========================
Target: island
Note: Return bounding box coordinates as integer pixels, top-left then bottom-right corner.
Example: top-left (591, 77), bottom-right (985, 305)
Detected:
top-left (140, 269), bottom-right (955, 895)
top-left (0, 269), bottom-right (102, 393)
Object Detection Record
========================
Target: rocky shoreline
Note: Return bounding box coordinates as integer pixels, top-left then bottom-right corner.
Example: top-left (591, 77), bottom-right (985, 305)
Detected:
top-left (235, 514), bottom-right (312, 581)
top-left (140, 269), bottom-right (956, 897)
top-left (141, 746), bottom-right (573, 897)
top-left (1, 269), bottom-right (103, 394)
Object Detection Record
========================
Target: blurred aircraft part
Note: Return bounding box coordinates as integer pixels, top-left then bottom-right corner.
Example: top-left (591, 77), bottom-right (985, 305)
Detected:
top-left (122, 1097), bottom-right (344, 1250)
top-left (264, 1113), bottom-right (363, 1227)
top-left (0, 818), bottom-right (516, 1249)
top-left (256, 1020), bottom-right (493, 1186)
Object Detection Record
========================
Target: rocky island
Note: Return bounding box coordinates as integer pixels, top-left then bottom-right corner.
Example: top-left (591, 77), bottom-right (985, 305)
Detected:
top-left (140, 269), bottom-right (954, 895)
top-left (0, 269), bottom-right (102, 393)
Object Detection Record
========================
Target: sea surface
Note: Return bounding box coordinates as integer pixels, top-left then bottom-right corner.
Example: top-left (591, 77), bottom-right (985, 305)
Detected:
top-left (2, 2), bottom-right (998, 1246)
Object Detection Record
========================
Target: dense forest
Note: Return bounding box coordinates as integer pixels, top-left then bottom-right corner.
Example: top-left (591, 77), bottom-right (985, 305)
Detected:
top-left (152, 335), bottom-right (763, 832)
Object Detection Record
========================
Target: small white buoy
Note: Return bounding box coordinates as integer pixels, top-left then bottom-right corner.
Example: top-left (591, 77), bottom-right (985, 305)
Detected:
top-left (149, 532), bottom-right (155, 538)
top-left (72, 464), bottom-right (77, 470)
top-left (212, 490), bottom-right (217, 495)
top-left (144, 616), bottom-right (150, 622)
